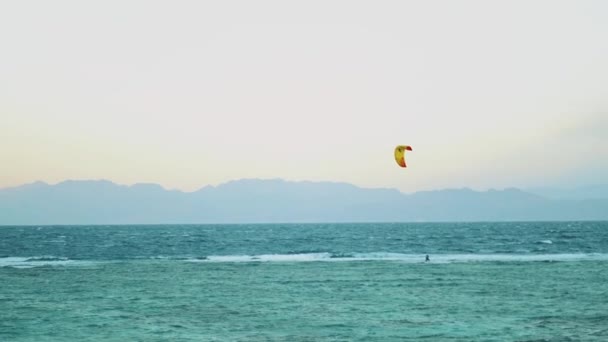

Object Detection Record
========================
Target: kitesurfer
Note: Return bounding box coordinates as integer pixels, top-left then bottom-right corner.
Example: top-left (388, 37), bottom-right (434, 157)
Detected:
top-left (425, 254), bottom-right (430, 262)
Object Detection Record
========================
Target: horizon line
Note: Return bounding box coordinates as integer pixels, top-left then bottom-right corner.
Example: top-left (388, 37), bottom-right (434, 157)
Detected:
top-left (2, 219), bottom-right (607, 227)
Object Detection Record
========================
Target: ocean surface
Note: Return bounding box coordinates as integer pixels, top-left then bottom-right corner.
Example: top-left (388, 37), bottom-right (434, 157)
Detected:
top-left (1, 222), bottom-right (608, 341)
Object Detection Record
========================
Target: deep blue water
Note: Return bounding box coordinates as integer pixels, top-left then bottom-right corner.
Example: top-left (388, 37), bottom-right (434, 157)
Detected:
top-left (1, 222), bottom-right (608, 341)
top-left (2, 221), bottom-right (608, 261)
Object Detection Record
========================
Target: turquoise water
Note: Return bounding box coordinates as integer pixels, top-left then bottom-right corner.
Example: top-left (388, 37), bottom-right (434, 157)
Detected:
top-left (1, 222), bottom-right (608, 341)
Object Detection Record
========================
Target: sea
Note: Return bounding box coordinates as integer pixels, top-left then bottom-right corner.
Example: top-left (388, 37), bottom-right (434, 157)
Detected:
top-left (1, 222), bottom-right (608, 341)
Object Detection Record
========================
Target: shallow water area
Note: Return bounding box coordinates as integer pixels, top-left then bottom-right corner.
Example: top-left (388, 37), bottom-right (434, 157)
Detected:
top-left (2, 260), bottom-right (608, 341)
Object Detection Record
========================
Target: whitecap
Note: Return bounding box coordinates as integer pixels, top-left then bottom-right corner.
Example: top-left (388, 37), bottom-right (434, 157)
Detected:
top-left (186, 252), bottom-right (608, 264)
top-left (0, 256), bottom-right (99, 268)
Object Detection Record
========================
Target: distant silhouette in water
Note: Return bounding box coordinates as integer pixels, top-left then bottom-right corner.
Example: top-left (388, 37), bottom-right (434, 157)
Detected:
top-left (425, 255), bottom-right (430, 262)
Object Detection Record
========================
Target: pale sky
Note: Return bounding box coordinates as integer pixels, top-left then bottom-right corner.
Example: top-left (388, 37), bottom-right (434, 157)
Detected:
top-left (1, 1), bottom-right (607, 192)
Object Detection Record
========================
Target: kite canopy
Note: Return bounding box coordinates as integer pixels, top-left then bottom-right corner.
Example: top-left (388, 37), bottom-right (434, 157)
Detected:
top-left (394, 145), bottom-right (413, 168)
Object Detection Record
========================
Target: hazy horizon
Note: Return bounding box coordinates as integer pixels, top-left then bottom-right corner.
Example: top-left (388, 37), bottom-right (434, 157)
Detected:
top-left (2, 1), bottom-right (607, 193)
top-left (3, 177), bottom-right (608, 225)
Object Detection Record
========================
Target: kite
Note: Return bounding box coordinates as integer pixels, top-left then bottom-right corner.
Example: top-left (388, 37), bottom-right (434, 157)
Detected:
top-left (394, 145), bottom-right (413, 168)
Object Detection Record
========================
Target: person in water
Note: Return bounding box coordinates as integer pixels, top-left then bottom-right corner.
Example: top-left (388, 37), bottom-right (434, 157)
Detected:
top-left (425, 255), bottom-right (430, 262)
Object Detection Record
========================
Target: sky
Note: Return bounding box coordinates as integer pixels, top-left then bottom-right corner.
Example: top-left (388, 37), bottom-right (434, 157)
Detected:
top-left (1, 0), bottom-right (607, 192)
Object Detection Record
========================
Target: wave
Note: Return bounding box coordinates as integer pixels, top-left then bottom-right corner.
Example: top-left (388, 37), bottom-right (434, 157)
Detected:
top-left (25, 256), bottom-right (69, 262)
top-left (187, 252), bottom-right (608, 264)
top-left (4, 253), bottom-right (608, 268)
top-left (0, 256), bottom-right (98, 269)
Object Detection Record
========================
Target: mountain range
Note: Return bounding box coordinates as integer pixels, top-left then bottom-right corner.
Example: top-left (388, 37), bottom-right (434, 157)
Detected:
top-left (1, 179), bottom-right (607, 224)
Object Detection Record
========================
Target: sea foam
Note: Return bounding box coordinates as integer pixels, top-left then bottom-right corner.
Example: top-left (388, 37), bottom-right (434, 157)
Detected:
top-left (188, 252), bottom-right (608, 264)
top-left (0, 256), bottom-right (98, 268)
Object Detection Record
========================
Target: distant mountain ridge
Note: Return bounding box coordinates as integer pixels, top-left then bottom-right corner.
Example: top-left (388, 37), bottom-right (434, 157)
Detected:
top-left (526, 185), bottom-right (608, 200)
top-left (1, 179), bottom-right (607, 224)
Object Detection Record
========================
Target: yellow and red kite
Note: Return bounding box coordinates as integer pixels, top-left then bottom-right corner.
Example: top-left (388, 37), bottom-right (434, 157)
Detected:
top-left (394, 145), bottom-right (413, 168)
